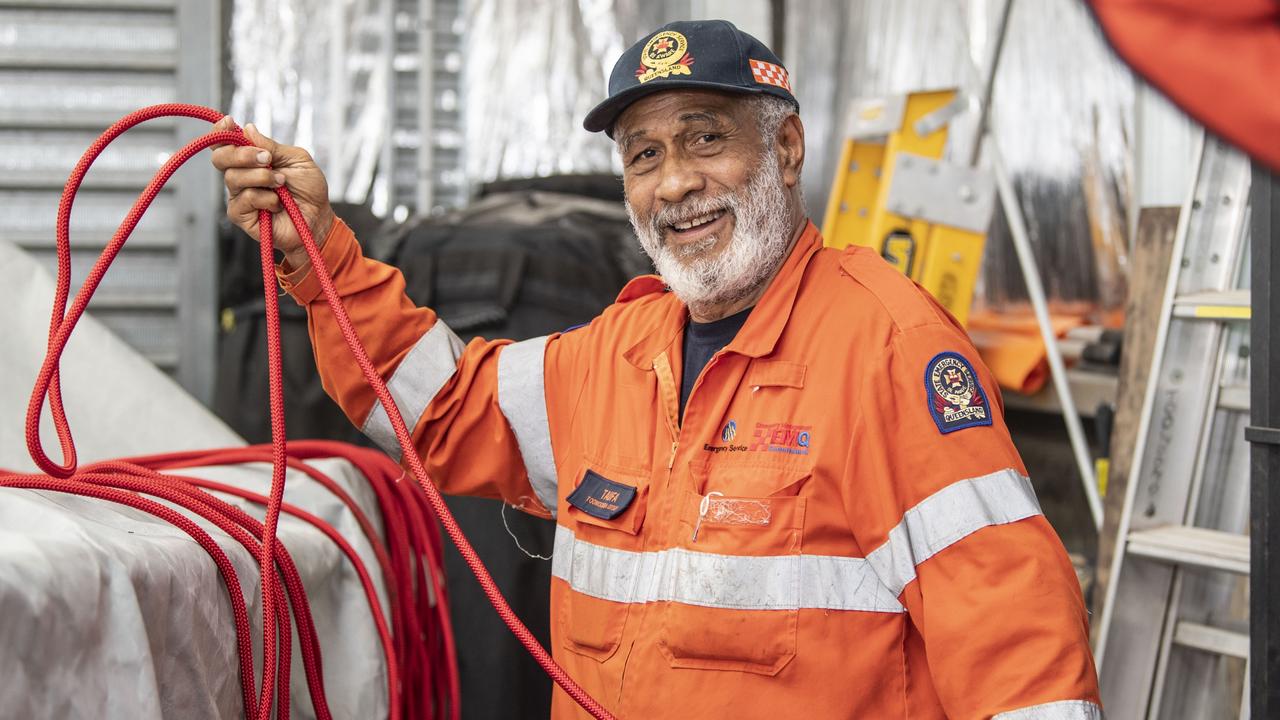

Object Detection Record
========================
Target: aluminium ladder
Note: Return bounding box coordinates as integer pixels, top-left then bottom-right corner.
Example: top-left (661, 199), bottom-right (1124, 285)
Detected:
top-left (1095, 132), bottom-right (1253, 719)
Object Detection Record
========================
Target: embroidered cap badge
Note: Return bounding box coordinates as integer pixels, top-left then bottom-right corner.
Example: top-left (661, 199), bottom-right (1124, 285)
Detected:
top-left (635, 30), bottom-right (694, 83)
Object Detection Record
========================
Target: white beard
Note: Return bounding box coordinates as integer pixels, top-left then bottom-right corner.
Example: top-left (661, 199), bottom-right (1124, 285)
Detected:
top-left (627, 151), bottom-right (794, 315)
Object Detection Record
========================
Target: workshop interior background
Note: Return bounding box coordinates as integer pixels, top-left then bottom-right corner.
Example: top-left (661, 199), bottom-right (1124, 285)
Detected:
top-left (3, 0), bottom-right (1260, 719)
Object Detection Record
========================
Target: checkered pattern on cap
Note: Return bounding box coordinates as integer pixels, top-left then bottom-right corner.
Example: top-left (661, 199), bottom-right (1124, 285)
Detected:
top-left (749, 58), bottom-right (791, 92)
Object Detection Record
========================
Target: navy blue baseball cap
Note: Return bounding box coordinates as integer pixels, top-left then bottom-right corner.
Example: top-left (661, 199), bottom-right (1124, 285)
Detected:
top-left (584, 19), bottom-right (798, 137)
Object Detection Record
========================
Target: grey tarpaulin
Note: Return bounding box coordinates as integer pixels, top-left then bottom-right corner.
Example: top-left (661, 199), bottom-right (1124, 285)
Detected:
top-left (0, 239), bottom-right (393, 718)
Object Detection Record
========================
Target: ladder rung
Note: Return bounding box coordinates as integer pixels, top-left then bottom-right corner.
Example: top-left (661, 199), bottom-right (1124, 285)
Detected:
top-left (1125, 525), bottom-right (1250, 574)
top-left (1172, 621), bottom-right (1249, 659)
top-left (1219, 384), bottom-right (1250, 412)
top-left (1173, 289), bottom-right (1251, 320)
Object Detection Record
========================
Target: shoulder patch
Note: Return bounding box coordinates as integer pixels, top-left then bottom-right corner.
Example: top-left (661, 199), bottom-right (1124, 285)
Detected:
top-left (615, 275), bottom-right (667, 304)
top-left (924, 351), bottom-right (993, 434)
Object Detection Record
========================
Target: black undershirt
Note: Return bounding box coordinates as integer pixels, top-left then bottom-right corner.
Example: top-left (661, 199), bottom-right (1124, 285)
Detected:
top-left (679, 306), bottom-right (753, 422)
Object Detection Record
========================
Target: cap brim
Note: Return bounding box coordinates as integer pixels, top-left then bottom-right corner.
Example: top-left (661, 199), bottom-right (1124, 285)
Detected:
top-left (583, 81), bottom-right (777, 138)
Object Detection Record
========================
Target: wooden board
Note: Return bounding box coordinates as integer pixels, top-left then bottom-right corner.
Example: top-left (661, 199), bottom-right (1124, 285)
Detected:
top-left (1090, 206), bottom-right (1180, 636)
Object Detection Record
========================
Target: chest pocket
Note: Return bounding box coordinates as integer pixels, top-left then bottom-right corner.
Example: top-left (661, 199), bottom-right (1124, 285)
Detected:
top-left (657, 458), bottom-right (809, 675)
top-left (558, 460), bottom-right (648, 662)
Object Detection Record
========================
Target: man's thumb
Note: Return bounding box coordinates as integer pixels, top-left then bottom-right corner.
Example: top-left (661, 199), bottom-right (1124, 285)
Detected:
top-left (243, 123), bottom-right (293, 162)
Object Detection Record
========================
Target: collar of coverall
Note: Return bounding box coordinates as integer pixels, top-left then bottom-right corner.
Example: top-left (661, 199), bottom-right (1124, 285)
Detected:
top-left (623, 219), bottom-right (821, 369)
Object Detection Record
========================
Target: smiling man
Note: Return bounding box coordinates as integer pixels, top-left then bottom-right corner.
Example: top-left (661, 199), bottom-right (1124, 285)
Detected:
top-left (212, 19), bottom-right (1101, 720)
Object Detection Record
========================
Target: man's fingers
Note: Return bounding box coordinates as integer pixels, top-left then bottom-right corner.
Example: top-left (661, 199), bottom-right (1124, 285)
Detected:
top-left (243, 124), bottom-right (279, 154)
top-left (225, 167), bottom-right (285, 196)
top-left (211, 144), bottom-right (273, 172)
top-left (209, 115), bottom-right (237, 152)
top-left (229, 187), bottom-right (283, 218)
top-left (245, 123), bottom-right (312, 168)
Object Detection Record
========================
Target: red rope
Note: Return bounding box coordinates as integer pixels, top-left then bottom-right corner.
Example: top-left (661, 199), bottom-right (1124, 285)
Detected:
top-left (6, 103), bottom-right (612, 719)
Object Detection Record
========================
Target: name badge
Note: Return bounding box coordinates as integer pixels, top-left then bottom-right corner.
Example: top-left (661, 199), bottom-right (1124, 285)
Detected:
top-left (567, 470), bottom-right (637, 520)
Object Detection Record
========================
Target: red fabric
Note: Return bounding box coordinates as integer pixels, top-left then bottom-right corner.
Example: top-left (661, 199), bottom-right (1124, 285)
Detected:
top-left (1091, 0), bottom-right (1280, 171)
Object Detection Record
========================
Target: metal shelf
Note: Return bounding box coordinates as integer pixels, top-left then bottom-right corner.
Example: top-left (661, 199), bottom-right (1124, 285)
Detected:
top-left (1004, 367), bottom-right (1118, 418)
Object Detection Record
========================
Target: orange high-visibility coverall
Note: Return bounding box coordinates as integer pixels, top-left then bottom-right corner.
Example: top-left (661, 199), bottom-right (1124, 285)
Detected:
top-left (280, 218), bottom-right (1102, 719)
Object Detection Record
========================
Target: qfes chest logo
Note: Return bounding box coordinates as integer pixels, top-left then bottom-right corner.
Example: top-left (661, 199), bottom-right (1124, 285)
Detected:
top-left (721, 420), bottom-right (737, 443)
top-left (926, 351), bottom-right (992, 434)
top-left (703, 418), bottom-right (810, 455)
top-left (750, 422), bottom-right (811, 455)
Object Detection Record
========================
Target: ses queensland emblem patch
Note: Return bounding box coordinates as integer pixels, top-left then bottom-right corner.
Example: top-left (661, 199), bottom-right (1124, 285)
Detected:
top-left (925, 351), bottom-right (992, 434)
top-left (635, 30), bottom-right (694, 83)
top-left (567, 470), bottom-right (637, 520)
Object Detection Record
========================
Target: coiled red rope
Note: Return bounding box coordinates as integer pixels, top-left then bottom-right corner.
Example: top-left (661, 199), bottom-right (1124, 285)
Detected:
top-left (4, 104), bottom-right (613, 719)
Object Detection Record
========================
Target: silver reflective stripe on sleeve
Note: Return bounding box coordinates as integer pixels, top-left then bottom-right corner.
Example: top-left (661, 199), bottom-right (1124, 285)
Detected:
top-left (993, 700), bottom-right (1104, 719)
top-left (497, 336), bottom-right (559, 516)
top-left (550, 525), bottom-right (905, 613)
top-left (865, 468), bottom-right (1042, 597)
top-left (361, 320), bottom-right (465, 461)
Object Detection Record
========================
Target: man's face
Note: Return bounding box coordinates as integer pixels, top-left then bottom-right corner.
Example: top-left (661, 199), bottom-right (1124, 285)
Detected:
top-left (616, 90), bottom-right (765, 265)
top-left (615, 90), bottom-right (801, 312)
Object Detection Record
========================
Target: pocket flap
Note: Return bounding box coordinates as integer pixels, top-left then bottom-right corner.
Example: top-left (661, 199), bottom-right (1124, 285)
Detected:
top-left (689, 456), bottom-right (811, 498)
top-left (566, 464), bottom-right (647, 535)
top-left (567, 469), bottom-right (637, 520)
top-left (746, 360), bottom-right (806, 389)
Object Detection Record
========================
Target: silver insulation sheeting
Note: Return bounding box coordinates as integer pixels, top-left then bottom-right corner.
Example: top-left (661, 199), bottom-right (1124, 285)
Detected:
top-left (230, 0), bottom-right (468, 217)
top-left (230, 0), bottom-right (362, 198)
top-left (787, 0), bottom-right (1134, 309)
top-left (462, 0), bottom-right (762, 183)
top-left (229, 0), bottom-right (1133, 309)
top-left (229, 0), bottom-right (709, 203)
top-left (464, 0), bottom-right (623, 182)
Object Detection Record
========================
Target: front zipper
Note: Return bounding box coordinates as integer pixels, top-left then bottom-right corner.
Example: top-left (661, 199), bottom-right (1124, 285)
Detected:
top-left (652, 353), bottom-right (683, 486)
top-left (653, 347), bottom-right (731, 477)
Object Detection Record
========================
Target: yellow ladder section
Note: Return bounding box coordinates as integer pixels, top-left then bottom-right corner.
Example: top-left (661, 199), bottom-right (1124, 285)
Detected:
top-left (822, 90), bottom-right (992, 326)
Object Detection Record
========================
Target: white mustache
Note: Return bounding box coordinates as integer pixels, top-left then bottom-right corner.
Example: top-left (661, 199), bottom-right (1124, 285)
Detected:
top-left (650, 196), bottom-right (733, 238)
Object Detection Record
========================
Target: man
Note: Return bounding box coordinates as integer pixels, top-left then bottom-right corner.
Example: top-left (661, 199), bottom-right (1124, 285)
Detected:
top-left (213, 19), bottom-right (1101, 720)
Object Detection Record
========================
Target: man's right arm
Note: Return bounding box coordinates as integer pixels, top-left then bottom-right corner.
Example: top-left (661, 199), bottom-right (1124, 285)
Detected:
top-left (212, 120), bottom-right (568, 517)
top-left (279, 218), bottom-right (564, 515)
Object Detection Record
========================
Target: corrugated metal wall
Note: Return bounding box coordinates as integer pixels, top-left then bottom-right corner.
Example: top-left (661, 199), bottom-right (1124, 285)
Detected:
top-left (0, 0), bottom-right (222, 404)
